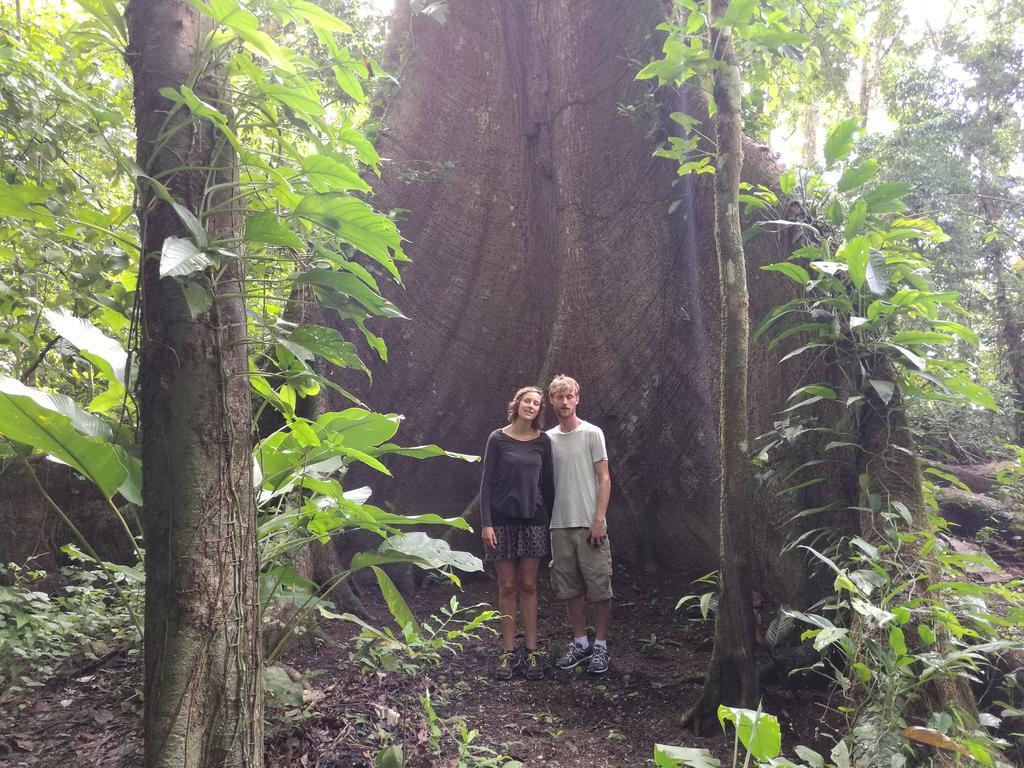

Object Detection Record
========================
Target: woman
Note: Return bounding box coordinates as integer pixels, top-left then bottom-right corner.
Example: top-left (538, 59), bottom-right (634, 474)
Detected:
top-left (479, 385), bottom-right (554, 680)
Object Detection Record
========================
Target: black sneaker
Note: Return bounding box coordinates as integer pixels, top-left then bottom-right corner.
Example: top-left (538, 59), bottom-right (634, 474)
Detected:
top-left (525, 649), bottom-right (546, 680)
top-left (494, 648), bottom-right (523, 680)
top-left (587, 644), bottom-right (610, 675)
top-left (555, 641), bottom-right (592, 670)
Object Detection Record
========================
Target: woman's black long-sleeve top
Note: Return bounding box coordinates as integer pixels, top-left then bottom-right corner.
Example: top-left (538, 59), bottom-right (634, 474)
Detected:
top-left (479, 429), bottom-right (554, 528)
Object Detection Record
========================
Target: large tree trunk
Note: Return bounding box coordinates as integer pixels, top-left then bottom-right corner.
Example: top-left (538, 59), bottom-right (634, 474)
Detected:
top-left (686, 0), bottom-right (758, 732)
top-left (336, 0), bottom-right (814, 599)
top-left (127, 3), bottom-right (263, 767)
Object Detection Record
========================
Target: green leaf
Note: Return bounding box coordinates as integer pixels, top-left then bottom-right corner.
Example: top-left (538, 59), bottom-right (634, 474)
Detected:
top-left (918, 624), bottom-right (936, 646)
top-left (332, 64), bottom-right (367, 103)
top-left (866, 249), bottom-right (888, 295)
top-left (654, 744), bottom-right (720, 768)
top-left (843, 236), bottom-right (869, 290)
top-left (244, 213), bottom-right (305, 250)
top-left (859, 182), bottom-right (910, 212)
top-left (716, 706), bottom-right (781, 761)
top-left (891, 331), bottom-right (956, 346)
top-left (761, 262), bottom-right (809, 284)
top-left (0, 376), bottom-right (127, 498)
top-left (845, 199), bottom-right (867, 238)
top-left (879, 343), bottom-right (926, 371)
top-left (294, 194), bottom-right (403, 278)
top-left (370, 443), bottom-right (479, 462)
top-left (823, 117), bottom-right (860, 168)
top-left (794, 745), bottom-right (825, 768)
top-left (160, 237), bottom-right (214, 278)
top-left (371, 566), bottom-right (419, 633)
top-left (302, 154), bottom-right (371, 194)
top-left (716, 0), bottom-right (757, 28)
top-left (317, 409), bottom-right (402, 451)
top-left (868, 379), bottom-right (894, 404)
top-left (280, 324), bottom-right (367, 373)
top-left (0, 180), bottom-right (54, 224)
top-left (888, 626), bottom-right (907, 655)
top-left (296, 268), bottom-right (405, 319)
top-left (837, 160), bottom-right (878, 193)
top-left (779, 343), bottom-right (826, 363)
top-left (44, 309), bottom-right (128, 385)
top-left (379, 532), bottom-right (483, 573)
top-left (787, 384), bottom-right (836, 401)
top-left (374, 745), bottom-right (405, 768)
top-left (289, 0), bottom-right (352, 33)
top-left (930, 321), bottom-right (978, 345)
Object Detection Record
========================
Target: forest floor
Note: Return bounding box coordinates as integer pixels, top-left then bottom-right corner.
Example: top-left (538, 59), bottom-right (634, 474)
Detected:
top-left (0, 562), bottom-right (847, 768)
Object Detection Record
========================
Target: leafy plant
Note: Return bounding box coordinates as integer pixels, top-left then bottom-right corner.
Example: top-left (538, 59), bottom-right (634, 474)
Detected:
top-left (347, 594), bottom-right (498, 677)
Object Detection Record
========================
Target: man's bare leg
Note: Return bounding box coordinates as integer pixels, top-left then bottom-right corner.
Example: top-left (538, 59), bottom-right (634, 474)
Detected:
top-left (566, 593), bottom-right (587, 639)
top-left (593, 598), bottom-right (611, 643)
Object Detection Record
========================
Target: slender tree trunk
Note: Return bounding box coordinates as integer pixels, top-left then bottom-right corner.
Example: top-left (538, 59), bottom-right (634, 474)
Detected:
top-left (800, 103), bottom-right (819, 167)
top-left (126, 3), bottom-right (263, 767)
top-left (978, 180), bottom-right (1024, 446)
top-left (685, 0), bottom-right (758, 733)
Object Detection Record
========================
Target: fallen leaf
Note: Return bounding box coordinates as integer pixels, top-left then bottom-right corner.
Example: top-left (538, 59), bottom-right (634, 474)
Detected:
top-left (900, 726), bottom-right (970, 755)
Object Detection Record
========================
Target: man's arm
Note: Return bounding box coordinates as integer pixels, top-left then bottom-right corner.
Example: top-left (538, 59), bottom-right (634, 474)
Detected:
top-left (588, 459), bottom-right (611, 547)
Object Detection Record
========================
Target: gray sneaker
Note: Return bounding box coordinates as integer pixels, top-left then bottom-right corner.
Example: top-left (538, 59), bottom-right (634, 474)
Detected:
top-left (587, 645), bottom-right (610, 675)
top-left (555, 641), bottom-right (592, 670)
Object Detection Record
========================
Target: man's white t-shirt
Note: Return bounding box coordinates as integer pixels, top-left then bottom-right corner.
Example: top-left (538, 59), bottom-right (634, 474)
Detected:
top-left (546, 420), bottom-right (607, 529)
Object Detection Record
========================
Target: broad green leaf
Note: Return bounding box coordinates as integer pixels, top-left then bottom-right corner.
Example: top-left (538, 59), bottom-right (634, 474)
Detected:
top-left (0, 376), bottom-right (126, 498)
top-left (918, 624), bottom-right (936, 646)
top-left (280, 324), bottom-right (367, 372)
top-left (786, 384), bottom-right (836, 401)
top-left (716, 0), bottom-right (757, 28)
top-left (844, 199), bottom-right (867, 237)
top-left (930, 321), bottom-right (978, 345)
top-left (837, 160), bottom-right (878, 193)
top-left (332, 64), bottom-right (367, 103)
top-left (859, 182), bottom-right (910, 212)
top-left (823, 117), bottom-right (860, 168)
top-left (379, 532), bottom-right (483, 573)
top-left (160, 237), bottom-right (214, 277)
top-left (289, 0), bottom-right (352, 33)
top-left (371, 566), bottom-right (418, 633)
top-left (868, 379), bottom-right (894, 404)
top-left (244, 213), bottom-right (305, 250)
top-left (865, 249), bottom-right (888, 295)
top-left (296, 268), bottom-right (405, 318)
top-left (888, 626), bottom-right (909, 656)
top-left (44, 309), bottom-right (127, 385)
top-left (294, 194), bottom-right (403, 278)
top-left (716, 706), bottom-right (781, 761)
top-left (654, 744), bottom-right (720, 768)
top-left (891, 331), bottom-right (955, 346)
top-left (779, 343), bottom-right (826, 363)
top-left (369, 443), bottom-right (479, 462)
top-left (879, 343), bottom-right (926, 371)
top-left (374, 745), bottom-right (405, 768)
top-left (317, 409), bottom-right (402, 451)
top-left (302, 154), bottom-right (371, 194)
top-left (794, 745), bottom-right (825, 768)
top-left (809, 260), bottom-right (847, 275)
top-left (0, 180), bottom-right (54, 224)
top-left (761, 262), bottom-right (809, 284)
top-left (813, 625), bottom-right (849, 651)
top-left (842, 236), bottom-right (869, 290)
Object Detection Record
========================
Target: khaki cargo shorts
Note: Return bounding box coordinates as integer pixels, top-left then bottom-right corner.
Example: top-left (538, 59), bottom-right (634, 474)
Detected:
top-left (549, 527), bottom-right (613, 602)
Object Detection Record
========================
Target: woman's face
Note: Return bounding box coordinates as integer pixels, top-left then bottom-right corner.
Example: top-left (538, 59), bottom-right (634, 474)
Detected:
top-left (517, 391), bottom-right (542, 423)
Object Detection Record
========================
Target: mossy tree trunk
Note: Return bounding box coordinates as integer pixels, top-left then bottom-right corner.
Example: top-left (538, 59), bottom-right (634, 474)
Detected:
top-left (685, 0), bottom-right (758, 734)
top-left (126, 2), bottom-right (263, 766)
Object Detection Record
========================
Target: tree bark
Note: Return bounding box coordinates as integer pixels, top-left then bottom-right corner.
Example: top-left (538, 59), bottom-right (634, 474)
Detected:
top-left (336, 0), bottom-right (812, 598)
top-left (684, 0), bottom-right (758, 733)
top-left (126, 3), bottom-right (263, 767)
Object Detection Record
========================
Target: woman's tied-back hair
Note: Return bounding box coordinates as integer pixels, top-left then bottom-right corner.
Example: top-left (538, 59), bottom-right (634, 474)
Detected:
top-left (548, 374), bottom-right (579, 397)
top-left (507, 386), bottom-right (545, 429)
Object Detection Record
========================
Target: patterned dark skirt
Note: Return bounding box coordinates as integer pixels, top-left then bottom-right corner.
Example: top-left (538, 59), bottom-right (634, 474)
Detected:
top-left (485, 524), bottom-right (549, 561)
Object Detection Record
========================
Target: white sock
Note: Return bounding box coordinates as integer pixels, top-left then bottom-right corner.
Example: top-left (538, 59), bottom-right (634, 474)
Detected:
top-left (594, 639), bottom-right (607, 651)
top-left (574, 635), bottom-right (590, 649)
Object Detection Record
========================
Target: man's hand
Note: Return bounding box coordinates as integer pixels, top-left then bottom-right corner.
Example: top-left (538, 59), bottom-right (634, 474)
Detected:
top-left (482, 526), bottom-right (497, 549)
top-left (587, 518), bottom-right (607, 548)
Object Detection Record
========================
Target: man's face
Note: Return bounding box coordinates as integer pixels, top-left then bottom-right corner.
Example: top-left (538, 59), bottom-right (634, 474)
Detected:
top-left (550, 388), bottom-right (579, 420)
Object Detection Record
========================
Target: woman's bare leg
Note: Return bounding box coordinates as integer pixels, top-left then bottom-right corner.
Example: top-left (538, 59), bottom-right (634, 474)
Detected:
top-left (518, 557), bottom-right (542, 650)
top-left (494, 559), bottom-right (519, 651)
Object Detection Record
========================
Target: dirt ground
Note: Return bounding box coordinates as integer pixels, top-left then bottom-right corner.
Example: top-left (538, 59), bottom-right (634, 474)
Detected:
top-left (0, 561), bottom-right (845, 768)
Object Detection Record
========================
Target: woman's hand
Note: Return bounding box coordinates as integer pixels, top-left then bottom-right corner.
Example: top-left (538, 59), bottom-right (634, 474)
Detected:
top-left (482, 526), bottom-right (497, 549)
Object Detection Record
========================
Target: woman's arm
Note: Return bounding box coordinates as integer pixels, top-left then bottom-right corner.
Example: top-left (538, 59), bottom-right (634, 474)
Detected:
top-left (479, 431), bottom-right (498, 530)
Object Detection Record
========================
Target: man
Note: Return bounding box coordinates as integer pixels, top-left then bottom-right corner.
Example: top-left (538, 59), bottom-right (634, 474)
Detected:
top-left (546, 374), bottom-right (613, 675)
